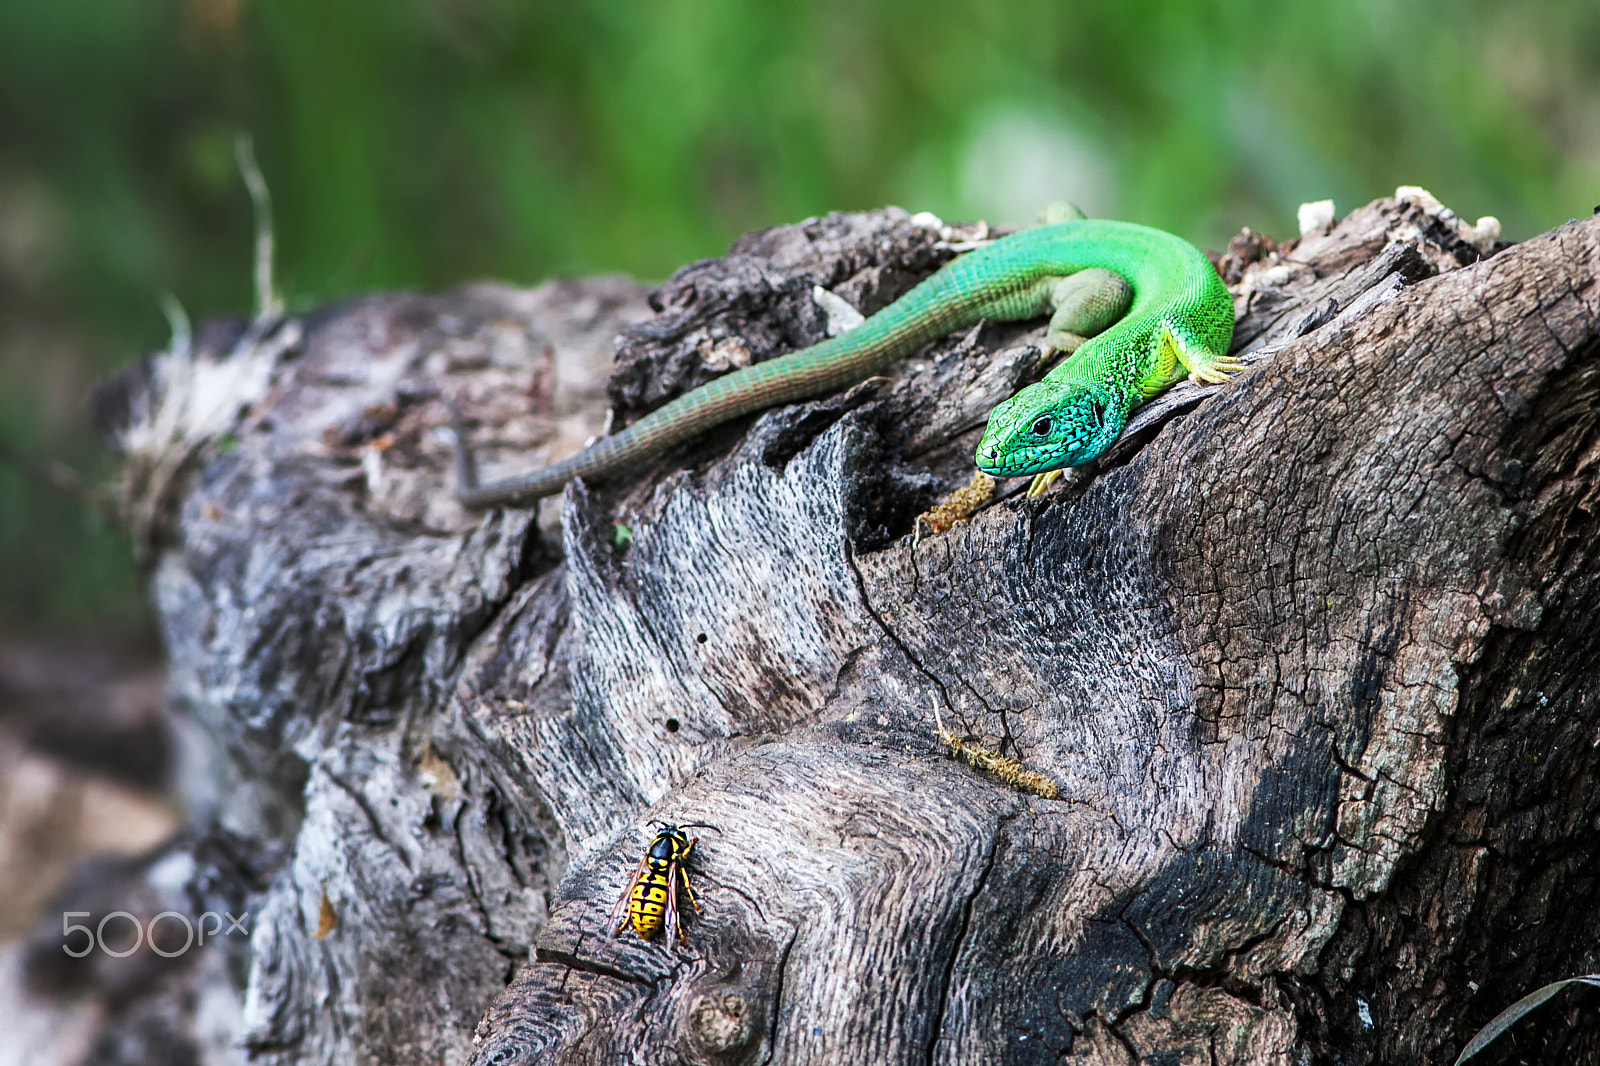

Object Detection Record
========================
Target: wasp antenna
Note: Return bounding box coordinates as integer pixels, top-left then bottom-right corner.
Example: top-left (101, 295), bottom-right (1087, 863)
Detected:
top-left (676, 822), bottom-right (722, 833)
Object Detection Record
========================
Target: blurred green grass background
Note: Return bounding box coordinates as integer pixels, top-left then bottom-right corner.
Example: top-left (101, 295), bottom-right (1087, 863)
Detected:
top-left (2, 0), bottom-right (1597, 640)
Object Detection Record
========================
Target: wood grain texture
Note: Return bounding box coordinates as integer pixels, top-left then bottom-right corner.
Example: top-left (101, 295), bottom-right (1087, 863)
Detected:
top-left (96, 202), bottom-right (1600, 1065)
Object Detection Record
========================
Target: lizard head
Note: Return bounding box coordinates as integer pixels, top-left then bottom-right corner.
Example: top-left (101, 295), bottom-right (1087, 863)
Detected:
top-left (974, 380), bottom-right (1125, 477)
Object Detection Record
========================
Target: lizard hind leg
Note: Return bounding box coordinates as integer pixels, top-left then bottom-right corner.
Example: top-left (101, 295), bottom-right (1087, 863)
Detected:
top-left (1045, 268), bottom-right (1133, 354)
top-left (1038, 202), bottom-right (1088, 224)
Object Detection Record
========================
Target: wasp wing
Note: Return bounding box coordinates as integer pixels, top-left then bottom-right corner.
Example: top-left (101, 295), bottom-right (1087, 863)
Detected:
top-left (609, 855), bottom-right (648, 937)
top-left (665, 858), bottom-right (685, 952)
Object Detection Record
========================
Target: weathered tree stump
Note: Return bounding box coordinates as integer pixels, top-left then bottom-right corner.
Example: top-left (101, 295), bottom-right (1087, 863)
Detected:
top-left (93, 194), bottom-right (1600, 1065)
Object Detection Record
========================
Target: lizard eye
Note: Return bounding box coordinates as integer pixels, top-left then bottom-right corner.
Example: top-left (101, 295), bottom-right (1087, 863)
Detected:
top-left (1031, 416), bottom-right (1053, 437)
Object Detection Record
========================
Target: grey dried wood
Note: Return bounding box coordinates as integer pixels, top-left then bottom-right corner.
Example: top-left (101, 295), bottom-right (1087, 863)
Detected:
top-left (100, 199), bottom-right (1600, 1066)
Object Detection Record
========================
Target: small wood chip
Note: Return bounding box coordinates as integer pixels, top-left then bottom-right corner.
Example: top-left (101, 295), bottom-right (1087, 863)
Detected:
top-left (932, 697), bottom-right (1059, 799)
top-left (915, 470), bottom-right (996, 538)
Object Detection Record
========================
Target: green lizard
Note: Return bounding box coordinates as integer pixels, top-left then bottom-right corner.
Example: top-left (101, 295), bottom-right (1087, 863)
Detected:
top-left (455, 217), bottom-right (1238, 508)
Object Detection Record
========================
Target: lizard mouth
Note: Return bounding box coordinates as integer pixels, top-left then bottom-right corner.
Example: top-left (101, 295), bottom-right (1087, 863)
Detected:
top-left (976, 445), bottom-right (1067, 478)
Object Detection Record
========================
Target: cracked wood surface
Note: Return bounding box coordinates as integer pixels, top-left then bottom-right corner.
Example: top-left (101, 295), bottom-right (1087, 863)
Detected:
top-left (108, 199), bottom-right (1600, 1065)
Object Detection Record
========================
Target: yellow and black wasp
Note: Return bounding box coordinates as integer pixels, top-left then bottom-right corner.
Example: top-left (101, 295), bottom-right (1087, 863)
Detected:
top-left (609, 821), bottom-right (718, 950)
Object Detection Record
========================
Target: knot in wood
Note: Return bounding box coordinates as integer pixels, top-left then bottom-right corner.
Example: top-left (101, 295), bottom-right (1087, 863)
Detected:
top-left (685, 992), bottom-right (757, 1059)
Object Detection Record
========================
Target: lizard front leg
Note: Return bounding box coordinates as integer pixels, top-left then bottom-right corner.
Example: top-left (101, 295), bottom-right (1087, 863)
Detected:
top-left (1157, 319), bottom-right (1245, 388)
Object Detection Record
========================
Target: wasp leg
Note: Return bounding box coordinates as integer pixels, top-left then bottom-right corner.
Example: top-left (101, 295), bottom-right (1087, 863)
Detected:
top-left (680, 837), bottom-right (703, 914)
top-left (679, 867), bottom-right (703, 914)
top-left (610, 856), bottom-right (648, 937)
